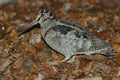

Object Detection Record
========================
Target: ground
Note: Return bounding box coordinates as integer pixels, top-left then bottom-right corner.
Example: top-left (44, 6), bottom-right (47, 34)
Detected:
top-left (0, 0), bottom-right (120, 80)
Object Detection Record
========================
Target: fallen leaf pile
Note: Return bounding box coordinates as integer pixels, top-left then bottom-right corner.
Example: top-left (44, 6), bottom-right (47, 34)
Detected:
top-left (0, 0), bottom-right (120, 80)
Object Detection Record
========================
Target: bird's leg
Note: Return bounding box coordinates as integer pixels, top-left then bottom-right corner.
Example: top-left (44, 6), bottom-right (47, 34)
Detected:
top-left (47, 61), bottom-right (59, 65)
top-left (66, 56), bottom-right (76, 63)
top-left (60, 56), bottom-right (70, 62)
top-left (48, 56), bottom-right (70, 65)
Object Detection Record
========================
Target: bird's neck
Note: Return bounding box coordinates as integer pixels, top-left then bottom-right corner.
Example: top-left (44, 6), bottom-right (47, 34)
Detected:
top-left (40, 19), bottom-right (57, 37)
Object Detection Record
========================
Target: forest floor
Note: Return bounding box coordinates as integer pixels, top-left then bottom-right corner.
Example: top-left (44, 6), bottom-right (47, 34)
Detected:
top-left (0, 0), bottom-right (120, 80)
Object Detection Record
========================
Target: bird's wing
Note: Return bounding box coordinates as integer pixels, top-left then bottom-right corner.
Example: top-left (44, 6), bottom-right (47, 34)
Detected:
top-left (56, 20), bottom-right (111, 55)
top-left (77, 31), bottom-right (110, 54)
top-left (44, 20), bottom-right (111, 58)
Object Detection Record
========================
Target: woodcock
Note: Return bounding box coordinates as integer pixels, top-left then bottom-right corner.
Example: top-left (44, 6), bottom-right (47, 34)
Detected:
top-left (18, 9), bottom-right (115, 62)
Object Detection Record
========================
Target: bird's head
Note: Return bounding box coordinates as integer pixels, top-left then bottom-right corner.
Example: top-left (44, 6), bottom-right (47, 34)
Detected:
top-left (18, 9), bottom-right (55, 35)
top-left (36, 9), bottom-right (55, 24)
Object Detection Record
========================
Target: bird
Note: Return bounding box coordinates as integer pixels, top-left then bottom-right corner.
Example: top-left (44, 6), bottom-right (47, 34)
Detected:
top-left (18, 9), bottom-right (115, 62)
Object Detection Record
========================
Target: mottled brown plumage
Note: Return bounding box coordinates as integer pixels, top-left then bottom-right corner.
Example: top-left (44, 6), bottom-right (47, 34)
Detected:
top-left (18, 9), bottom-right (115, 62)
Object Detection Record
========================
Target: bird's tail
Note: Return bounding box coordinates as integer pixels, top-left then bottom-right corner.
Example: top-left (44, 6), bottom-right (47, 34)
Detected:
top-left (103, 49), bottom-right (117, 57)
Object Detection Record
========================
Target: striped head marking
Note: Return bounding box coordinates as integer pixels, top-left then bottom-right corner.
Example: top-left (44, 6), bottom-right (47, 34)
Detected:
top-left (36, 9), bottom-right (55, 23)
top-left (18, 9), bottom-right (55, 35)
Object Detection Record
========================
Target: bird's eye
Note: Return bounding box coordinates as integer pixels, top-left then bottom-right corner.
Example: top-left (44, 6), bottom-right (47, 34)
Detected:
top-left (37, 14), bottom-right (44, 21)
top-left (41, 14), bottom-right (44, 17)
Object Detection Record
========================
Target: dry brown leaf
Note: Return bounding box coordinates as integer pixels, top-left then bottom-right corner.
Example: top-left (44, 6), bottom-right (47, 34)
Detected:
top-left (0, 57), bottom-right (14, 72)
top-left (7, 29), bottom-right (18, 41)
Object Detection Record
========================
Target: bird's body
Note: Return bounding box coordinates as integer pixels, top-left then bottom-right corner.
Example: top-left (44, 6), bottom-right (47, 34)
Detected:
top-left (18, 9), bottom-right (115, 62)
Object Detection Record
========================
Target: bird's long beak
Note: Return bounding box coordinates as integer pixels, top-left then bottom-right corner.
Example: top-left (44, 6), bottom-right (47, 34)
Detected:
top-left (18, 20), bottom-right (38, 35)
